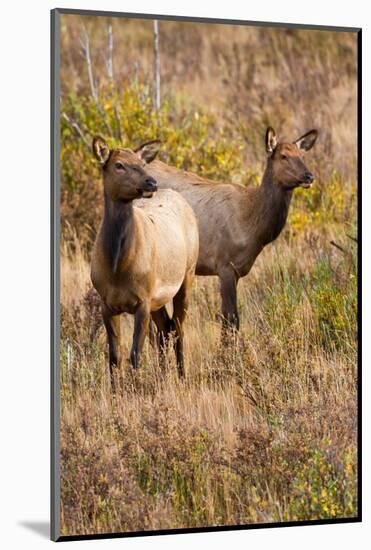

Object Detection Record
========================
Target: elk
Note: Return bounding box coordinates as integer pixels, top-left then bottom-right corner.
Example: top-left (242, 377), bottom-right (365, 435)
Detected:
top-left (91, 137), bottom-right (199, 390)
top-left (140, 127), bottom-right (318, 335)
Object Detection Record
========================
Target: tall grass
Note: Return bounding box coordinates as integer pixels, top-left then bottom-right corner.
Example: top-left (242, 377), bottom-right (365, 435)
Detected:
top-left (59, 15), bottom-right (358, 536)
top-left (60, 223), bottom-right (357, 535)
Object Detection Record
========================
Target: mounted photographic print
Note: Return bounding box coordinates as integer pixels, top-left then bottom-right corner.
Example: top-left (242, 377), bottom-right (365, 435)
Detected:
top-left (51, 8), bottom-right (361, 542)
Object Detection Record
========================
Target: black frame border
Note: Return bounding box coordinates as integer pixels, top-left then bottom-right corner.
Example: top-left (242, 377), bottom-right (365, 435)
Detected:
top-left (51, 7), bottom-right (362, 542)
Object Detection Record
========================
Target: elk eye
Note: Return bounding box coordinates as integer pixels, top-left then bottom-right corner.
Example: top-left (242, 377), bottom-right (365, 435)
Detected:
top-left (115, 162), bottom-right (125, 170)
top-left (281, 154), bottom-right (288, 160)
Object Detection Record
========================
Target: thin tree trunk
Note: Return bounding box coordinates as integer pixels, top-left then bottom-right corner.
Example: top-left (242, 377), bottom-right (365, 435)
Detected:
top-left (105, 25), bottom-right (122, 142)
top-left (107, 24), bottom-right (113, 83)
top-left (153, 20), bottom-right (161, 111)
top-left (80, 23), bottom-right (114, 138)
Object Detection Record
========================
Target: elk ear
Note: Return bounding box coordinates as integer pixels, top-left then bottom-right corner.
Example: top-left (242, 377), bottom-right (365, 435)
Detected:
top-left (294, 129), bottom-right (318, 152)
top-left (136, 140), bottom-right (161, 164)
top-left (265, 127), bottom-right (277, 154)
top-left (92, 136), bottom-right (110, 164)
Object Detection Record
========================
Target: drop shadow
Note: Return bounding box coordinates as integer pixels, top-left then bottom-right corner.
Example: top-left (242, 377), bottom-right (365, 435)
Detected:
top-left (18, 521), bottom-right (50, 539)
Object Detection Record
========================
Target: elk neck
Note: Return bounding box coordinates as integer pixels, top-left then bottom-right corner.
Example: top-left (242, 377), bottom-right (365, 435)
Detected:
top-left (101, 192), bottom-right (135, 274)
top-left (250, 160), bottom-right (293, 247)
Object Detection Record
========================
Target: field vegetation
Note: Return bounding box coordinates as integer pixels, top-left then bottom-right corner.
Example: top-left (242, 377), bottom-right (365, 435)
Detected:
top-left (59, 14), bottom-right (358, 536)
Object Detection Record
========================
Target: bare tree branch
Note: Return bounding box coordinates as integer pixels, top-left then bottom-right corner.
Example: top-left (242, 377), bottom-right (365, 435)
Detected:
top-left (330, 240), bottom-right (354, 259)
top-left (346, 233), bottom-right (358, 244)
top-left (62, 112), bottom-right (91, 150)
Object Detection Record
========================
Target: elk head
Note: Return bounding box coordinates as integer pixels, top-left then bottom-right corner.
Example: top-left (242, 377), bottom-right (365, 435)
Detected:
top-left (92, 137), bottom-right (161, 202)
top-left (265, 127), bottom-right (318, 190)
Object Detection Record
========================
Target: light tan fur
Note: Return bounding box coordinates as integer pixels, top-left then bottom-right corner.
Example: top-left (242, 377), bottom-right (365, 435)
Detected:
top-left (91, 138), bottom-right (199, 389)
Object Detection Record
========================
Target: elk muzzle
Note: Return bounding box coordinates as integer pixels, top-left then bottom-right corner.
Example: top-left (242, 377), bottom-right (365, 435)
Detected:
top-left (300, 171), bottom-right (315, 188)
top-left (139, 177), bottom-right (158, 198)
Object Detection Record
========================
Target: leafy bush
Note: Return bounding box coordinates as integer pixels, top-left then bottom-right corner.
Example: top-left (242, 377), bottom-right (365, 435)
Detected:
top-left (61, 82), bottom-right (247, 247)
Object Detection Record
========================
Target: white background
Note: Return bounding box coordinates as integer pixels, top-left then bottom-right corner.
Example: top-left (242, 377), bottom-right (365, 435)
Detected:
top-left (0, 0), bottom-right (368, 547)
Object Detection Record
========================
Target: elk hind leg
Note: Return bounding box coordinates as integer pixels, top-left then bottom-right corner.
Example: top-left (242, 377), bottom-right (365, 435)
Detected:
top-left (172, 271), bottom-right (194, 378)
top-left (150, 307), bottom-right (174, 366)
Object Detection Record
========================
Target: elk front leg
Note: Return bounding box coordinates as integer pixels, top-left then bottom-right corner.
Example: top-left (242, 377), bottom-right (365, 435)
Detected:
top-left (220, 266), bottom-right (240, 337)
top-left (130, 302), bottom-right (150, 369)
top-left (102, 304), bottom-right (122, 392)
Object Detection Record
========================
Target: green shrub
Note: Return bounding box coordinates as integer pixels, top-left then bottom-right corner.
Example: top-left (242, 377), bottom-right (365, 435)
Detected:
top-left (61, 82), bottom-right (247, 246)
top-left (288, 446), bottom-right (357, 520)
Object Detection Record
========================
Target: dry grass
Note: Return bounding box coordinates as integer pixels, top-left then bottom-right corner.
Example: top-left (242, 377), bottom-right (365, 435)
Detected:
top-left (58, 14), bottom-right (358, 537)
top-left (60, 223), bottom-right (357, 536)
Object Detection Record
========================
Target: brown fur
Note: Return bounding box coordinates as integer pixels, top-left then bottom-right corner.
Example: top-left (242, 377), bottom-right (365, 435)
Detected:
top-left (142, 127), bottom-right (318, 333)
top-left (91, 138), bottom-right (199, 389)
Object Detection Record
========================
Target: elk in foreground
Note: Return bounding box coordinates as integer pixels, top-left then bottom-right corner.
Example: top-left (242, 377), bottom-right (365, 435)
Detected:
top-left (91, 137), bottom-right (199, 390)
top-left (141, 127), bottom-right (318, 335)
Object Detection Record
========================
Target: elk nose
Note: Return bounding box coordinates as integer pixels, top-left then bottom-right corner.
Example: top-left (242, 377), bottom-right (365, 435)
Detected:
top-left (304, 171), bottom-right (314, 183)
top-left (143, 177), bottom-right (157, 192)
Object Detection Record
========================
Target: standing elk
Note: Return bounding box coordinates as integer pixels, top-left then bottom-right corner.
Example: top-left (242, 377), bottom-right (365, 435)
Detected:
top-left (91, 137), bottom-right (199, 390)
top-left (140, 127), bottom-right (318, 335)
